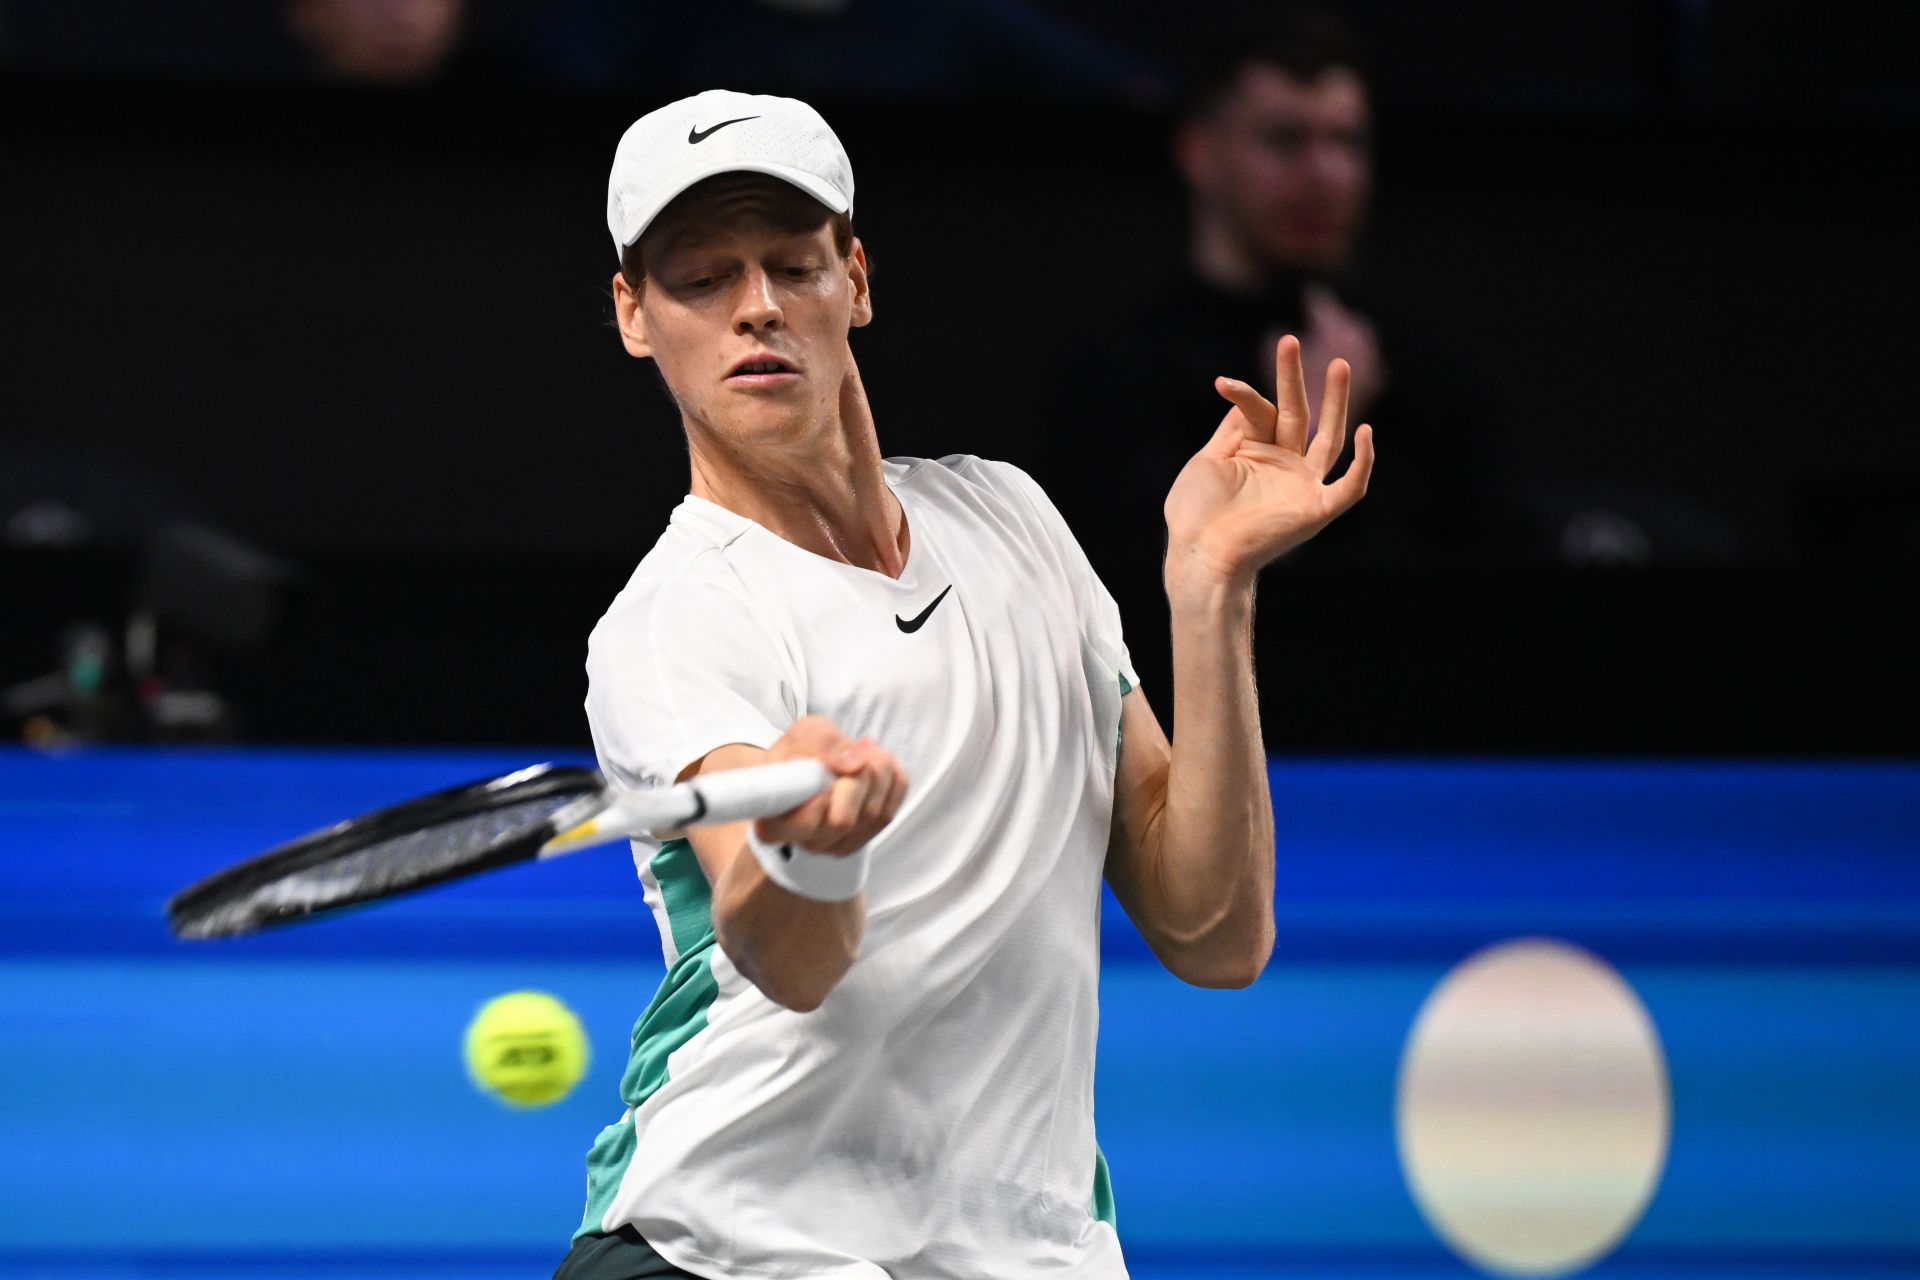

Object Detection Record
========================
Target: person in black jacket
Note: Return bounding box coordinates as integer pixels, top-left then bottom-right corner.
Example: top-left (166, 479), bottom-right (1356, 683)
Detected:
top-left (1036, 5), bottom-right (1540, 705)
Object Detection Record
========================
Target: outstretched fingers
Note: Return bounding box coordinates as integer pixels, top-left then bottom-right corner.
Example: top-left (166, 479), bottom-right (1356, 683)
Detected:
top-left (1309, 358), bottom-right (1352, 478)
top-left (1274, 334), bottom-right (1311, 454)
top-left (1329, 424), bottom-right (1375, 512)
top-left (1214, 376), bottom-right (1277, 446)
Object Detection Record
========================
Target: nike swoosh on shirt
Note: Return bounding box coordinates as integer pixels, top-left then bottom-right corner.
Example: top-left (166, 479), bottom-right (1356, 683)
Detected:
top-left (688, 116), bottom-right (758, 144)
top-left (896, 585), bottom-right (953, 634)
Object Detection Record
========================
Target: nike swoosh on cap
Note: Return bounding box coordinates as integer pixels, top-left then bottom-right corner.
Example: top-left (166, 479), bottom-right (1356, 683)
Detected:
top-left (688, 116), bottom-right (759, 144)
top-left (896, 585), bottom-right (953, 634)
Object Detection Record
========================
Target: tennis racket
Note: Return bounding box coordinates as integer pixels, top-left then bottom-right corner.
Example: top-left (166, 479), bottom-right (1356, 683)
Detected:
top-left (167, 757), bottom-right (832, 940)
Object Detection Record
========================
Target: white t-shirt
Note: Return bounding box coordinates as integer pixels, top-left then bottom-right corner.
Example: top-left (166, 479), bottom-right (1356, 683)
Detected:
top-left (578, 455), bottom-right (1138, 1279)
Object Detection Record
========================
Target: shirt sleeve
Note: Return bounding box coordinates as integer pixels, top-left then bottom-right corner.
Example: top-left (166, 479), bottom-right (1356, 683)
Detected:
top-left (974, 458), bottom-right (1141, 696)
top-left (584, 573), bottom-right (798, 795)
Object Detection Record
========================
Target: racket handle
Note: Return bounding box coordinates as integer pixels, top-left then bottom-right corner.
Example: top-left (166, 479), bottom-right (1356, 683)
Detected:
top-left (679, 758), bottom-right (836, 828)
top-left (543, 758), bottom-right (835, 854)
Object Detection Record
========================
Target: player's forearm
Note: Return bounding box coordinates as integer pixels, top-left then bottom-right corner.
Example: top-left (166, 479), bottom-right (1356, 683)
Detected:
top-left (713, 852), bottom-right (864, 1012)
top-left (1150, 553), bottom-right (1277, 983)
top-left (687, 726), bottom-right (902, 1013)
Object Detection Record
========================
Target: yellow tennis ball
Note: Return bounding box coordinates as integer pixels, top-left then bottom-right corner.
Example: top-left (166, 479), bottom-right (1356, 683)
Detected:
top-left (464, 990), bottom-right (590, 1108)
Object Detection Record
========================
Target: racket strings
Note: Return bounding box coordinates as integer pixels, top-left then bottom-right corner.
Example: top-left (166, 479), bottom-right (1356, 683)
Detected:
top-left (185, 790), bottom-right (595, 936)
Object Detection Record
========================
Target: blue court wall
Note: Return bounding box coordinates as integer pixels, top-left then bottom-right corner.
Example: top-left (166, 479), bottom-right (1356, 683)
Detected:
top-left (0, 749), bottom-right (1916, 1277)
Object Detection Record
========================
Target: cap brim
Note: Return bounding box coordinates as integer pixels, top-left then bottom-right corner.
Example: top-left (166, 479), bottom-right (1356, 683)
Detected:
top-left (615, 161), bottom-right (852, 257)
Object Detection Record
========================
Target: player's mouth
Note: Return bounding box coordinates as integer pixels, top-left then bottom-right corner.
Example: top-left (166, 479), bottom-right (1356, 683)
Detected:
top-left (727, 354), bottom-right (800, 388)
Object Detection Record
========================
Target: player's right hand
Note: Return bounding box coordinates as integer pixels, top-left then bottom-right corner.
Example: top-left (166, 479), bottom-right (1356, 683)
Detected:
top-left (756, 715), bottom-right (908, 856)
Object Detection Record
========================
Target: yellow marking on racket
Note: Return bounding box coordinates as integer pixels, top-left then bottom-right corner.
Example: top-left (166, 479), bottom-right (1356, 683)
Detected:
top-left (545, 816), bottom-right (607, 855)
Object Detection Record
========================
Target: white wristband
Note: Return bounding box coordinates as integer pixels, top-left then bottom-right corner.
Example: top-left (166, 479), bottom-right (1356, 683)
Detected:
top-left (745, 827), bottom-right (870, 902)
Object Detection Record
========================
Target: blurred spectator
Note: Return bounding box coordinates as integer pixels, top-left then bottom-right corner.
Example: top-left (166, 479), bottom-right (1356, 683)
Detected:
top-left (285, 0), bottom-right (465, 86)
top-left (1033, 4), bottom-right (1543, 701)
top-left (0, 0), bottom-right (531, 88)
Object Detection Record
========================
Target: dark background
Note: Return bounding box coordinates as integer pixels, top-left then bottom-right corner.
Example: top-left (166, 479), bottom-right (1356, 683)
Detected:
top-left (3, 0), bottom-right (1916, 754)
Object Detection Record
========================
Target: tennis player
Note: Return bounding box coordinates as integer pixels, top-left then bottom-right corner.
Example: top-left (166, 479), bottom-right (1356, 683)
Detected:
top-left (560, 89), bottom-right (1373, 1280)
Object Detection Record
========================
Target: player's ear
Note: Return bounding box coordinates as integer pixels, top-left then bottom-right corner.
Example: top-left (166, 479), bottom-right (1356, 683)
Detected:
top-left (847, 238), bottom-right (872, 330)
top-left (612, 270), bottom-right (653, 359)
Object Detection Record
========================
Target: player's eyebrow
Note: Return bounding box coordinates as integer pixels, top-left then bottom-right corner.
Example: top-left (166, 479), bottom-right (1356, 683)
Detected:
top-left (652, 225), bottom-right (715, 257)
top-left (660, 223), bottom-right (820, 265)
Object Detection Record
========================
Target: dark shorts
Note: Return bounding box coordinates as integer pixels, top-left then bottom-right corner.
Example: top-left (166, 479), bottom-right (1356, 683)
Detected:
top-left (553, 1225), bottom-right (709, 1280)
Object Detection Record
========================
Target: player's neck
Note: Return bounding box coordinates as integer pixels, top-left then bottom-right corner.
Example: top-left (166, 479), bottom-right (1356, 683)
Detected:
top-left (686, 366), bottom-right (909, 579)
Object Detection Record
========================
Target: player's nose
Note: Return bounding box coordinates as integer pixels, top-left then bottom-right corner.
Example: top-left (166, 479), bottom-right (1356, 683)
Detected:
top-left (732, 265), bottom-right (782, 333)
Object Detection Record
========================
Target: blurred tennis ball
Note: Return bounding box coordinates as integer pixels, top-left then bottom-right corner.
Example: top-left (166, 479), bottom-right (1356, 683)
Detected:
top-left (464, 990), bottom-right (590, 1108)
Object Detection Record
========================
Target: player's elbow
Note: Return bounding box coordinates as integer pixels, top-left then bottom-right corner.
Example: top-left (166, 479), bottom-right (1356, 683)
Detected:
top-left (1162, 922), bottom-right (1275, 990)
top-left (754, 969), bottom-right (842, 1013)
top-left (718, 935), bottom-right (846, 1011)
top-left (713, 905), bottom-right (861, 1014)
top-left (1174, 949), bottom-right (1268, 990)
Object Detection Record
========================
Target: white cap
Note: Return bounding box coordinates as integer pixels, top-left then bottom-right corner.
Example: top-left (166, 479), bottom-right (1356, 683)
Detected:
top-left (606, 89), bottom-right (855, 261)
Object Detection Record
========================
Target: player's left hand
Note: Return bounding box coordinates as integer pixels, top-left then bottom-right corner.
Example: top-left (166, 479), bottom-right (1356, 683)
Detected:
top-left (1162, 333), bottom-right (1375, 588)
